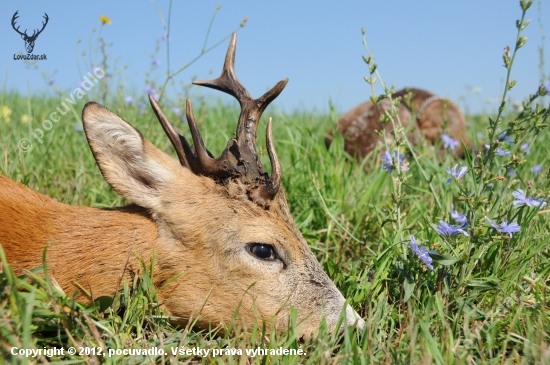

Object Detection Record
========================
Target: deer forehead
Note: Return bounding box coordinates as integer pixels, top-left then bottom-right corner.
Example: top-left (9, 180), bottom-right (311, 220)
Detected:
top-left (159, 178), bottom-right (307, 255)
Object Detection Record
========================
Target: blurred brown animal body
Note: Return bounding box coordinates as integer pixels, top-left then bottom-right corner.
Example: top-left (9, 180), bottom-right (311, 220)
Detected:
top-left (0, 34), bottom-right (363, 337)
top-left (327, 88), bottom-right (470, 161)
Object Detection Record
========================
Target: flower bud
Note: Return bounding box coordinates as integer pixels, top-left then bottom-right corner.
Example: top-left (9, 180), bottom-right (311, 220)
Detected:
top-left (502, 46), bottom-right (511, 68)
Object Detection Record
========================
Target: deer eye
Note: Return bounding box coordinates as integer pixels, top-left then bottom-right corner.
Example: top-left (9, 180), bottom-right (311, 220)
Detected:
top-left (248, 244), bottom-right (276, 260)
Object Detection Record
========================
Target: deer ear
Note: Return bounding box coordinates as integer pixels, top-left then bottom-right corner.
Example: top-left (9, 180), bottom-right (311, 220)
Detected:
top-left (82, 102), bottom-right (180, 209)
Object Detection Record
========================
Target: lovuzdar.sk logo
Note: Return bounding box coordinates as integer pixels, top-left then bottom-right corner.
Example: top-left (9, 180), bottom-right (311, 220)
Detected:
top-left (12, 11), bottom-right (49, 61)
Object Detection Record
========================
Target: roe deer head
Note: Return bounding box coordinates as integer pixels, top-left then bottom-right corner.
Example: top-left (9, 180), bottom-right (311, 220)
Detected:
top-left (0, 33), bottom-right (364, 338)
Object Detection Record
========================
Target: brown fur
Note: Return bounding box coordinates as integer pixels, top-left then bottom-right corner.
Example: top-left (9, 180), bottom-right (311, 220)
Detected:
top-left (326, 88), bottom-right (471, 162)
top-left (0, 102), bottom-right (364, 337)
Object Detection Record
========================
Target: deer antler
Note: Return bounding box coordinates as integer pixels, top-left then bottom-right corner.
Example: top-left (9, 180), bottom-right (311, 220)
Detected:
top-left (193, 34), bottom-right (288, 158)
top-left (148, 95), bottom-right (191, 169)
top-left (11, 12), bottom-right (48, 40)
top-left (11, 11), bottom-right (25, 37)
top-left (149, 33), bottom-right (287, 207)
top-left (30, 13), bottom-right (49, 40)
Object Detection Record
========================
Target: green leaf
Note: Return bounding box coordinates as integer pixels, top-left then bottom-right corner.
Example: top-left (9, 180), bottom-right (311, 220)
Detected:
top-left (297, 210), bottom-right (314, 229)
top-left (418, 319), bottom-right (445, 364)
top-left (93, 296), bottom-right (114, 312)
top-left (403, 276), bottom-right (415, 302)
top-left (430, 253), bottom-right (459, 266)
top-left (466, 278), bottom-right (499, 289)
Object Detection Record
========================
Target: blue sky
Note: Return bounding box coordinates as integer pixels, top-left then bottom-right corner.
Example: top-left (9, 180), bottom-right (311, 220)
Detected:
top-left (1, 1), bottom-right (548, 115)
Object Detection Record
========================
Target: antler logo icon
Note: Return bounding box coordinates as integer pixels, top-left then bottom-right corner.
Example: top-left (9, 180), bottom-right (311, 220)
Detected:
top-left (12, 11), bottom-right (49, 54)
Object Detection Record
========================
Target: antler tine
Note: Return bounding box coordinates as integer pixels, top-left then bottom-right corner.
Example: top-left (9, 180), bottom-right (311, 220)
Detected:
top-left (248, 118), bottom-right (281, 207)
top-left (256, 79), bottom-right (289, 112)
top-left (11, 11), bottom-right (24, 36)
top-left (148, 95), bottom-right (190, 168)
top-left (265, 117), bottom-right (282, 196)
top-left (39, 13), bottom-right (49, 33)
top-left (193, 33), bottom-right (250, 103)
top-left (33, 13), bottom-right (49, 38)
top-left (185, 99), bottom-right (224, 176)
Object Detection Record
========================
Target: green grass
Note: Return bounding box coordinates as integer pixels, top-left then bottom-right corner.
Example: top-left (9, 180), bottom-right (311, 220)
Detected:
top-left (0, 89), bottom-right (549, 364)
top-left (1, 1), bottom-right (549, 362)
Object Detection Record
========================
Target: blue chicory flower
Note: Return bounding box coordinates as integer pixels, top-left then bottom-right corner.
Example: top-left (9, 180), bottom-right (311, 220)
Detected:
top-left (441, 133), bottom-right (459, 150)
top-left (485, 144), bottom-right (511, 156)
top-left (521, 143), bottom-right (530, 155)
top-left (531, 164), bottom-right (543, 174)
top-left (407, 235), bottom-right (435, 270)
top-left (512, 189), bottom-right (547, 208)
top-left (450, 204), bottom-right (468, 225)
top-left (498, 131), bottom-right (513, 144)
top-left (144, 86), bottom-right (159, 101)
top-left (125, 96), bottom-right (134, 105)
top-left (153, 58), bottom-right (161, 68)
top-left (171, 106), bottom-right (182, 115)
top-left (434, 220), bottom-right (469, 237)
top-left (543, 81), bottom-right (550, 95)
top-left (381, 150), bottom-right (409, 174)
top-left (496, 147), bottom-right (511, 156)
top-left (446, 164), bottom-right (468, 185)
top-left (485, 217), bottom-right (521, 238)
top-left (75, 123), bottom-right (83, 132)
